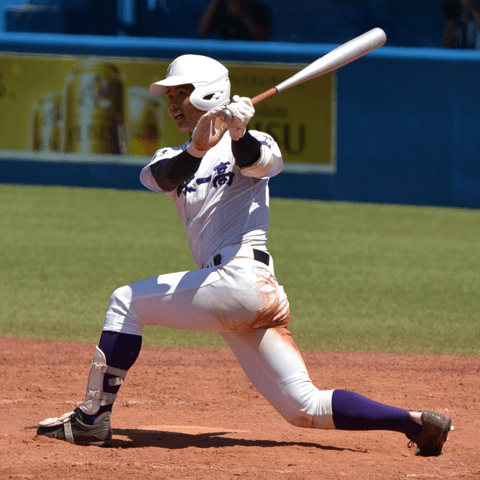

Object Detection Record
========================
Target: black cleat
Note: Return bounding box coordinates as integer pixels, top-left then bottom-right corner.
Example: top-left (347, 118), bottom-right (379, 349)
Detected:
top-left (37, 408), bottom-right (112, 447)
top-left (407, 411), bottom-right (453, 456)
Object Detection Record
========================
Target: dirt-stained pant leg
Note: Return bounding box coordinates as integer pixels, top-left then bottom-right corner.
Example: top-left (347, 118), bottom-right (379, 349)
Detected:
top-left (221, 327), bottom-right (335, 429)
top-left (102, 257), bottom-right (289, 335)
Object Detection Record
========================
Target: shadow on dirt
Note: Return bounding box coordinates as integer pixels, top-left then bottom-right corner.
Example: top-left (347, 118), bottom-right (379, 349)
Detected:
top-left (112, 428), bottom-right (362, 452)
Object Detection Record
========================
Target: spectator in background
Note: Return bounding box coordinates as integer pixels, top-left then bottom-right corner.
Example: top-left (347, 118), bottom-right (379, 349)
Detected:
top-left (198, 0), bottom-right (271, 41)
top-left (443, 0), bottom-right (480, 48)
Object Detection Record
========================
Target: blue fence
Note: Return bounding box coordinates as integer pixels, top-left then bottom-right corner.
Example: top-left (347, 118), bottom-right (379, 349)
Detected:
top-left (1, 0), bottom-right (450, 48)
top-left (1, 32), bottom-right (479, 209)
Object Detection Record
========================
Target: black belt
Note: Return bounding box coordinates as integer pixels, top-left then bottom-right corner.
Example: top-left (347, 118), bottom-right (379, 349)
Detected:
top-left (213, 249), bottom-right (270, 267)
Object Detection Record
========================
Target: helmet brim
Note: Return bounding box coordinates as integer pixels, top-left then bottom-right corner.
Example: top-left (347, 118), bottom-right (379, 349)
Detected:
top-left (149, 76), bottom-right (204, 96)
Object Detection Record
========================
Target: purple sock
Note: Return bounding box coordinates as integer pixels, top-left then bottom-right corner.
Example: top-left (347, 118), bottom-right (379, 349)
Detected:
top-left (332, 390), bottom-right (422, 437)
top-left (82, 331), bottom-right (142, 424)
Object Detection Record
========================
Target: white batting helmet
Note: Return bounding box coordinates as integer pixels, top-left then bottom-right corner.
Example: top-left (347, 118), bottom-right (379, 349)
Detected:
top-left (149, 54), bottom-right (231, 111)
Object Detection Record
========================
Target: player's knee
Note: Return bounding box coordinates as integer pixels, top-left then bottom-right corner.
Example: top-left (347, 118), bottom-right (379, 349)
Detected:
top-left (107, 285), bottom-right (135, 321)
top-left (110, 285), bottom-right (132, 309)
top-left (104, 285), bottom-right (143, 335)
top-left (282, 410), bottom-right (315, 428)
top-left (280, 388), bottom-right (336, 429)
top-left (283, 407), bottom-right (335, 430)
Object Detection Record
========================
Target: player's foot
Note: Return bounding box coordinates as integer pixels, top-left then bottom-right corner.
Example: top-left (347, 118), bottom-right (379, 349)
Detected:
top-left (37, 408), bottom-right (112, 447)
top-left (406, 411), bottom-right (453, 456)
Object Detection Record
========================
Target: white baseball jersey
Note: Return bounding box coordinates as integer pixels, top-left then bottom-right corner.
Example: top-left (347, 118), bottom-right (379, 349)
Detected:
top-left (140, 130), bottom-right (284, 268)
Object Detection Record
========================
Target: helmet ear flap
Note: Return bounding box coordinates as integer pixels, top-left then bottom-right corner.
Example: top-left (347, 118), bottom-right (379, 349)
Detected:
top-left (190, 73), bottom-right (231, 111)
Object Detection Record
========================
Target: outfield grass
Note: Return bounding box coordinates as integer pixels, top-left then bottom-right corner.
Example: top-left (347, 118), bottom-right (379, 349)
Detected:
top-left (1, 184), bottom-right (479, 356)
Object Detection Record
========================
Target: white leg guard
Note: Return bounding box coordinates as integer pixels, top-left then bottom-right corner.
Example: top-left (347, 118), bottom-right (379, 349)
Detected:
top-left (78, 346), bottom-right (128, 416)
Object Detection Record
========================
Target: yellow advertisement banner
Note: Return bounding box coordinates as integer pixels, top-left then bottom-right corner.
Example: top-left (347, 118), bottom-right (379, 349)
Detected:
top-left (0, 53), bottom-right (335, 170)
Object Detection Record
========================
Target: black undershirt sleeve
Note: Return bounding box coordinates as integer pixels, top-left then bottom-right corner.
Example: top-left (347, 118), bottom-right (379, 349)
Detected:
top-left (150, 131), bottom-right (262, 190)
top-left (150, 150), bottom-right (202, 191)
top-left (232, 131), bottom-right (262, 168)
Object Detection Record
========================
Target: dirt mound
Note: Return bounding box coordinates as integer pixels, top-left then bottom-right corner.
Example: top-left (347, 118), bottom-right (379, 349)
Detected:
top-left (1, 337), bottom-right (478, 479)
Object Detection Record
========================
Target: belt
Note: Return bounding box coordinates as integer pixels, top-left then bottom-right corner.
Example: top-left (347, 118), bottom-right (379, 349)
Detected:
top-left (213, 248), bottom-right (270, 267)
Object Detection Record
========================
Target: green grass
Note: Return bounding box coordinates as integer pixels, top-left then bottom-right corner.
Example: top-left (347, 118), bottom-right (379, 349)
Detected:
top-left (1, 184), bottom-right (479, 355)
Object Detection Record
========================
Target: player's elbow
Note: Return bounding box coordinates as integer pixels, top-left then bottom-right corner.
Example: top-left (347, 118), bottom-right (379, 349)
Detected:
top-left (241, 145), bottom-right (277, 178)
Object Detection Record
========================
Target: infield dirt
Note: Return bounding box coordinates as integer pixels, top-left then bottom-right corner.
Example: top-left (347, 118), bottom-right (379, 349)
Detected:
top-left (1, 336), bottom-right (479, 479)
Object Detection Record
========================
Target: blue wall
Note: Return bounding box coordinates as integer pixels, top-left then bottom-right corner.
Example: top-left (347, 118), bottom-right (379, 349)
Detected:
top-left (332, 48), bottom-right (480, 209)
top-left (2, 0), bottom-right (450, 48)
top-left (1, 32), bottom-right (479, 209)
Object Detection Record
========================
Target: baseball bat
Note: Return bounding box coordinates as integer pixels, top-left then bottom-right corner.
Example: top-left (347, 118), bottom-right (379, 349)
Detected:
top-left (220, 27), bottom-right (387, 121)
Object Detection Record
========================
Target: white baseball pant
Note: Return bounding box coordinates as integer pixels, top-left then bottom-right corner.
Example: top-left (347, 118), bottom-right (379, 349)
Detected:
top-left (103, 245), bottom-right (335, 429)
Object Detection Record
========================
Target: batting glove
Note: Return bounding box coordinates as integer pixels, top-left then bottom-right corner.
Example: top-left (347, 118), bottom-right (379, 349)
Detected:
top-left (225, 95), bottom-right (255, 141)
top-left (187, 105), bottom-right (229, 158)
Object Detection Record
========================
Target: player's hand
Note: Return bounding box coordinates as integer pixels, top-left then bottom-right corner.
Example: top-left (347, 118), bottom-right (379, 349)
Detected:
top-left (187, 105), bottom-right (229, 158)
top-left (224, 95), bottom-right (255, 141)
top-left (226, 0), bottom-right (241, 15)
top-left (458, 0), bottom-right (476, 13)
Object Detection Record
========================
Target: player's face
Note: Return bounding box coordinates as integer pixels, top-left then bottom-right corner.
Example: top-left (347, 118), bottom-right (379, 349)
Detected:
top-left (166, 84), bottom-right (204, 133)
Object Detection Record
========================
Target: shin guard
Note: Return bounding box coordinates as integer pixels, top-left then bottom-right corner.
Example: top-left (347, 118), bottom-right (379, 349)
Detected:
top-left (79, 346), bottom-right (127, 416)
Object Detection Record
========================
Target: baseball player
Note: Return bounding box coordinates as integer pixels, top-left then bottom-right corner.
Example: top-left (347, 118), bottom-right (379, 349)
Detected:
top-left (37, 54), bottom-right (453, 456)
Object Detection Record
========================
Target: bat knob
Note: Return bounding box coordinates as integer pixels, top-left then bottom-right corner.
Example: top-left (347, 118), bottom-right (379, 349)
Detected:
top-left (219, 109), bottom-right (233, 123)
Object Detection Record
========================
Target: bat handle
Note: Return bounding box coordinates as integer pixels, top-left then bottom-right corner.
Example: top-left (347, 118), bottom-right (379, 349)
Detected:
top-left (219, 87), bottom-right (278, 122)
top-left (251, 87), bottom-right (279, 105)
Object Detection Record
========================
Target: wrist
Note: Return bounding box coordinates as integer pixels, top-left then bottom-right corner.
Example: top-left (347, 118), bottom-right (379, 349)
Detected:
top-left (187, 143), bottom-right (206, 158)
top-left (232, 129), bottom-right (253, 143)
